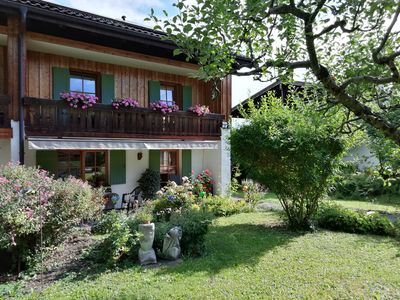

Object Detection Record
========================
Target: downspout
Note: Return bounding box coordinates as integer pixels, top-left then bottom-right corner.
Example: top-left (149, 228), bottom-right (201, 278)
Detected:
top-left (18, 7), bottom-right (27, 164)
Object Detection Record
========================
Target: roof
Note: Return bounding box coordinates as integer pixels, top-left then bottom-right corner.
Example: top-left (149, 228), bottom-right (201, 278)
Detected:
top-left (3, 0), bottom-right (166, 39)
top-left (231, 80), bottom-right (304, 117)
top-left (0, 0), bottom-right (251, 65)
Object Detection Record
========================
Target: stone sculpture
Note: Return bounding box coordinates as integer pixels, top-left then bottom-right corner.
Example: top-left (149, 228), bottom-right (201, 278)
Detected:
top-left (138, 223), bottom-right (157, 265)
top-left (162, 226), bottom-right (182, 260)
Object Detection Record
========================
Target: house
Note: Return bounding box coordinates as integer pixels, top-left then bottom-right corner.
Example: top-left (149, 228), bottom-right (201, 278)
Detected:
top-left (0, 0), bottom-right (243, 199)
top-left (231, 80), bottom-right (304, 118)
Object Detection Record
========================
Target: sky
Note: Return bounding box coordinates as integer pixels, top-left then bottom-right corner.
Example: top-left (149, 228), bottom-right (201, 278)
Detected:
top-left (47, 0), bottom-right (268, 106)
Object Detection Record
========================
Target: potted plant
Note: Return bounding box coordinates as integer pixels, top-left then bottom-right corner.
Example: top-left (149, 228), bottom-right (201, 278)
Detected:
top-left (60, 92), bottom-right (98, 109)
top-left (135, 208), bottom-right (153, 224)
top-left (149, 100), bottom-right (179, 114)
top-left (111, 97), bottom-right (140, 109)
top-left (187, 104), bottom-right (210, 116)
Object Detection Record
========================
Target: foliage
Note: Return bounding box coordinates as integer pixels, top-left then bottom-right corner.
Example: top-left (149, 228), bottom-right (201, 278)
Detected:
top-left (134, 206), bottom-right (154, 224)
top-left (138, 168), bottom-right (160, 200)
top-left (152, 178), bottom-right (194, 221)
top-left (91, 210), bottom-right (121, 235)
top-left (149, 0), bottom-right (400, 145)
top-left (93, 213), bottom-right (139, 266)
top-left (150, 100), bottom-right (179, 114)
top-left (231, 96), bottom-right (347, 229)
top-left (330, 161), bottom-right (400, 199)
top-left (187, 104), bottom-right (210, 116)
top-left (60, 92), bottom-right (98, 110)
top-left (201, 196), bottom-right (251, 217)
top-left (111, 98), bottom-right (139, 109)
top-left (0, 163), bottom-right (103, 272)
top-left (241, 179), bottom-right (264, 205)
top-left (315, 203), bottom-right (399, 237)
top-left (168, 209), bottom-right (212, 256)
top-left (230, 164), bottom-right (242, 194)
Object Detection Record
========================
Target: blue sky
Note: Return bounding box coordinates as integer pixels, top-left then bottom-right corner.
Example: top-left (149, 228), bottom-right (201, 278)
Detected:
top-left (47, 0), bottom-right (268, 105)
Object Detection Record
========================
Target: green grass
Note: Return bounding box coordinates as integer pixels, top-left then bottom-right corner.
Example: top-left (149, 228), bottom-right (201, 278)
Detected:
top-left (15, 212), bottom-right (400, 300)
top-left (258, 193), bottom-right (400, 214)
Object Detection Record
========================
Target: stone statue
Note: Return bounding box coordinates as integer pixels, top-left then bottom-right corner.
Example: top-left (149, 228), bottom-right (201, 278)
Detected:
top-left (138, 223), bottom-right (157, 265)
top-left (162, 226), bottom-right (182, 260)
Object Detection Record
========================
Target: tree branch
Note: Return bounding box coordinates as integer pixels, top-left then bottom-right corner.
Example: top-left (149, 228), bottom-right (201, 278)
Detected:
top-left (340, 75), bottom-right (397, 89)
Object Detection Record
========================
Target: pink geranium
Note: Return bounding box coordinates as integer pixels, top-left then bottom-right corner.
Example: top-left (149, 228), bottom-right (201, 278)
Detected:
top-left (150, 100), bottom-right (179, 114)
top-left (111, 98), bottom-right (140, 109)
top-left (188, 104), bottom-right (210, 116)
top-left (60, 92), bottom-right (98, 110)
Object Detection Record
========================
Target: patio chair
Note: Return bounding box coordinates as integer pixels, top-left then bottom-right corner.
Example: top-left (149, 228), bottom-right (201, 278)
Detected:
top-left (121, 186), bottom-right (142, 213)
top-left (169, 174), bottom-right (182, 185)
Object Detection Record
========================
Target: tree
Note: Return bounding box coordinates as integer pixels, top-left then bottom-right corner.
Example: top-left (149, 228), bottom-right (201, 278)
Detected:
top-left (149, 0), bottom-right (400, 145)
top-left (231, 94), bottom-right (347, 229)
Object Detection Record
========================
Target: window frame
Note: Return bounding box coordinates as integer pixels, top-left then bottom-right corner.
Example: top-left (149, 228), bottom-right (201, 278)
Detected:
top-left (69, 69), bottom-right (101, 100)
top-left (55, 150), bottom-right (109, 186)
top-left (159, 149), bottom-right (180, 183)
top-left (159, 82), bottom-right (182, 108)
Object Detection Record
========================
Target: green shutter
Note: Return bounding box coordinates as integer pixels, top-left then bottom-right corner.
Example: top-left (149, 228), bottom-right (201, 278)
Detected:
top-left (101, 74), bottom-right (115, 104)
top-left (52, 67), bottom-right (70, 100)
top-left (148, 80), bottom-right (161, 104)
top-left (36, 150), bottom-right (58, 176)
top-left (183, 85), bottom-right (192, 111)
top-left (182, 150), bottom-right (192, 177)
top-left (149, 150), bottom-right (160, 171)
top-left (110, 150), bottom-right (126, 185)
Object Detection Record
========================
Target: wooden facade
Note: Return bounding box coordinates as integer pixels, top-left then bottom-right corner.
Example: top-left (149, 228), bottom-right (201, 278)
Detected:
top-left (0, 11), bottom-right (232, 140)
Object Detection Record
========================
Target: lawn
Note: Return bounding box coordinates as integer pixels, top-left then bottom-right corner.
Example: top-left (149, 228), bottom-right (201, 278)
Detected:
top-left (254, 192), bottom-right (400, 214)
top-left (14, 212), bottom-right (400, 300)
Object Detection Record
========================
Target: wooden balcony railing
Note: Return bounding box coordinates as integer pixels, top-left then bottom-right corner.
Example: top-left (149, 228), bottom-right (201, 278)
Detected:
top-left (0, 96), bottom-right (10, 128)
top-left (24, 97), bottom-right (224, 140)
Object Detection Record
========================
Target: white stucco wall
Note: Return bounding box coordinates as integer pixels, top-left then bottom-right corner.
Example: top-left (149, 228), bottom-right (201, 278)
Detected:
top-left (0, 139), bottom-right (11, 166)
top-left (10, 121), bottom-right (20, 163)
top-left (111, 150), bottom-right (149, 207)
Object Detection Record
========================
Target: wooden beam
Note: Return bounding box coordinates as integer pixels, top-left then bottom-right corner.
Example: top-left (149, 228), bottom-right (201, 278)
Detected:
top-left (26, 32), bottom-right (199, 71)
top-left (7, 16), bottom-right (20, 120)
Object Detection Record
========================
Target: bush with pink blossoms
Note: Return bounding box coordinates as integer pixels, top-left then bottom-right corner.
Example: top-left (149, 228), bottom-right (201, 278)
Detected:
top-left (111, 98), bottom-right (140, 109)
top-left (0, 163), bottom-right (103, 272)
top-left (150, 100), bottom-right (179, 114)
top-left (188, 104), bottom-right (210, 116)
top-left (60, 92), bottom-right (98, 109)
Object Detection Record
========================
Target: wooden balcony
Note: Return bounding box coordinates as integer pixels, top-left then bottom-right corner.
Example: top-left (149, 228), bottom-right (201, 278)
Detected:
top-left (24, 97), bottom-right (224, 140)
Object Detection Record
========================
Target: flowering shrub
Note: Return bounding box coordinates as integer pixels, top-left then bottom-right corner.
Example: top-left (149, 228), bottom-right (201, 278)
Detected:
top-left (111, 98), bottom-right (140, 109)
top-left (60, 92), bottom-right (98, 109)
top-left (152, 178), bottom-right (195, 220)
top-left (0, 163), bottom-right (103, 272)
top-left (188, 104), bottom-right (210, 116)
top-left (150, 100), bottom-right (179, 114)
top-left (193, 169), bottom-right (214, 196)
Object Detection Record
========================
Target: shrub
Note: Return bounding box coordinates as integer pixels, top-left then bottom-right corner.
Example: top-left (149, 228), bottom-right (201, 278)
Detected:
top-left (92, 210), bottom-right (122, 235)
top-left (315, 203), bottom-right (398, 236)
top-left (169, 209), bottom-right (212, 256)
top-left (0, 163), bottom-right (103, 272)
top-left (201, 196), bottom-right (251, 217)
top-left (241, 179), bottom-right (264, 205)
top-left (231, 96), bottom-right (347, 229)
top-left (138, 168), bottom-right (161, 200)
top-left (152, 179), bottom-right (194, 221)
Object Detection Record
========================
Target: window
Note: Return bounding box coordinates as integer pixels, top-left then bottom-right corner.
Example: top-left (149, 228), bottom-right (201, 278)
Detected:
top-left (160, 150), bottom-right (179, 184)
top-left (69, 71), bottom-right (98, 97)
top-left (160, 83), bottom-right (182, 107)
top-left (56, 150), bottom-right (108, 187)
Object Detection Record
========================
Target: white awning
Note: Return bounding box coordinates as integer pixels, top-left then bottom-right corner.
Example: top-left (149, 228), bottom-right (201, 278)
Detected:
top-left (27, 137), bottom-right (220, 150)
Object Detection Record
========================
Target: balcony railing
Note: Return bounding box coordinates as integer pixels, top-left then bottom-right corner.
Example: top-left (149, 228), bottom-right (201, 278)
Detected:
top-left (24, 97), bottom-right (224, 139)
top-left (0, 96), bottom-right (10, 128)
